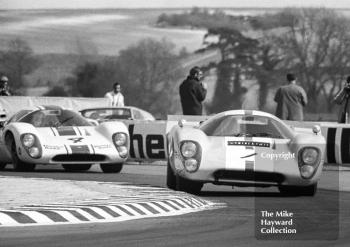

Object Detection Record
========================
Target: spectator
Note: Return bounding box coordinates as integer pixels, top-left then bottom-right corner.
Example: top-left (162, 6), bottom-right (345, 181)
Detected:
top-left (105, 82), bottom-right (124, 107)
top-left (0, 76), bottom-right (11, 96)
top-left (179, 66), bottom-right (207, 115)
top-left (274, 73), bottom-right (307, 121)
top-left (334, 76), bottom-right (350, 123)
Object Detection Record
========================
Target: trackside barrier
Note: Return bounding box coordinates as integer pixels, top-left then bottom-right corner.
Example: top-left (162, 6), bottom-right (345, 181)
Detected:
top-left (119, 116), bottom-right (209, 161)
top-left (1, 96), bottom-right (349, 165)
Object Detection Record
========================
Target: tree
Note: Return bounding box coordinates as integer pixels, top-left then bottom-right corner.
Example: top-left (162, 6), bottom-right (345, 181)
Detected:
top-left (204, 27), bottom-right (259, 112)
top-left (68, 38), bottom-right (183, 118)
top-left (0, 38), bottom-right (40, 92)
top-left (116, 38), bottom-right (183, 117)
top-left (251, 33), bottom-right (284, 111)
top-left (71, 62), bottom-right (99, 97)
top-left (274, 8), bottom-right (350, 112)
top-left (44, 86), bottom-right (68, 97)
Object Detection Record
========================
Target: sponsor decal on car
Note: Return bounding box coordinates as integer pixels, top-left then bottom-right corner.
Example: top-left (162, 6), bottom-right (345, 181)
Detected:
top-left (93, 144), bottom-right (112, 149)
top-left (227, 141), bottom-right (270, 148)
top-left (43, 145), bottom-right (64, 150)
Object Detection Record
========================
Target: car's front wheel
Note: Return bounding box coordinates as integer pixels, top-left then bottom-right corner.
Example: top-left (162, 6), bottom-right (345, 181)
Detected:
top-left (10, 138), bottom-right (36, 172)
top-left (62, 164), bottom-right (92, 172)
top-left (279, 183), bottom-right (317, 197)
top-left (300, 183), bottom-right (318, 196)
top-left (166, 160), bottom-right (176, 190)
top-left (176, 175), bottom-right (203, 195)
top-left (100, 163), bottom-right (123, 173)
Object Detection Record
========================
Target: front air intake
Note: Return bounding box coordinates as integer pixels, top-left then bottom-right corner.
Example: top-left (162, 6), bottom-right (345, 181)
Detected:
top-left (52, 154), bottom-right (106, 162)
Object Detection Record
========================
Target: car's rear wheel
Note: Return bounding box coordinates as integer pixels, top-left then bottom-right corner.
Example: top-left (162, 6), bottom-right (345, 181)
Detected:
top-left (176, 175), bottom-right (203, 195)
top-left (62, 164), bottom-right (92, 172)
top-left (100, 163), bottom-right (123, 173)
top-left (166, 160), bottom-right (176, 190)
top-left (278, 183), bottom-right (317, 197)
top-left (10, 138), bottom-right (36, 172)
top-left (0, 163), bottom-right (7, 170)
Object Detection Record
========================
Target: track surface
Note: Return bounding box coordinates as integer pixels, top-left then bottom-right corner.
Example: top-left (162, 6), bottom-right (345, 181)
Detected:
top-left (0, 164), bottom-right (349, 247)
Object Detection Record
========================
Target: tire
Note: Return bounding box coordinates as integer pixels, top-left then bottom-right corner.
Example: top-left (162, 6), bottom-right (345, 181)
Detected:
top-left (301, 183), bottom-right (317, 196)
top-left (279, 183), bottom-right (317, 197)
top-left (100, 163), bottom-right (123, 173)
top-left (166, 160), bottom-right (176, 190)
top-left (0, 163), bottom-right (7, 170)
top-left (176, 175), bottom-right (203, 195)
top-left (62, 164), bottom-right (92, 172)
top-left (10, 138), bottom-right (36, 172)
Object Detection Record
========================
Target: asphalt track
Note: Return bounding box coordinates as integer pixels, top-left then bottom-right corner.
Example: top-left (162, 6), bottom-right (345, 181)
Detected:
top-left (0, 164), bottom-right (349, 247)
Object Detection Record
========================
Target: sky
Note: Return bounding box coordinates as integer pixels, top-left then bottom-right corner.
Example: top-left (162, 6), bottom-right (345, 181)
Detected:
top-left (1, 0), bottom-right (350, 9)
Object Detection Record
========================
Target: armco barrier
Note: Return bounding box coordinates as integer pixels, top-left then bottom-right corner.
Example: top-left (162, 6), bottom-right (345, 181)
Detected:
top-left (1, 96), bottom-right (349, 165)
top-left (119, 116), bottom-right (209, 161)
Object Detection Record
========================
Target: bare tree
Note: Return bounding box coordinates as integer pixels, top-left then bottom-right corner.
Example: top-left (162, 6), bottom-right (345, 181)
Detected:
top-left (68, 38), bottom-right (183, 118)
top-left (275, 8), bottom-right (350, 112)
top-left (117, 38), bottom-right (183, 117)
top-left (0, 38), bottom-right (40, 92)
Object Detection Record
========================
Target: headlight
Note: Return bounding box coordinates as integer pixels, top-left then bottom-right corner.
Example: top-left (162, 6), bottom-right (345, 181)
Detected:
top-left (298, 147), bottom-right (320, 179)
top-left (117, 146), bottom-right (128, 158)
top-left (184, 158), bottom-right (199, 172)
top-left (301, 148), bottom-right (318, 165)
top-left (20, 133), bottom-right (42, 159)
top-left (114, 133), bottom-right (127, 146)
top-left (22, 134), bottom-right (35, 148)
top-left (181, 141), bottom-right (197, 158)
top-left (29, 147), bottom-right (40, 158)
top-left (300, 165), bottom-right (315, 179)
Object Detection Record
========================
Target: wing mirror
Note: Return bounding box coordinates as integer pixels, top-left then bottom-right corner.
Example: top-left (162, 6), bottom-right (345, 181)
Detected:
top-left (178, 119), bottom-right (186, 128)
top-left (312, 125), bottom-right (321, 135)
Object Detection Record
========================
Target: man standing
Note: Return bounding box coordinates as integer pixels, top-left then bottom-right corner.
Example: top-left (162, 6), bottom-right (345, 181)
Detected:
top-left (105, 82), bottom-right (124, 107)
top-left (0, 76), bottom-right (11, 96)
top-left (179, 66), bottom-right (207, 115)
top-left (334, 75), bottom-right (350, 123)
top-left (274, 73), bottom-right (307, 121)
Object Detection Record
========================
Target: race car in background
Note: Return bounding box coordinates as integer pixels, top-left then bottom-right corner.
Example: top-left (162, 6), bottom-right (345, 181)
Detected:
top-left (167, 110), bottom-right (325, 196)
top-left (0, 105), bottom-right (129, 173)
top-left (80, 106), bottom-right (155, 122)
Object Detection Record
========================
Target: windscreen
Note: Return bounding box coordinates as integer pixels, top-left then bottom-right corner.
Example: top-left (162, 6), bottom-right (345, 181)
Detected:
top-left (82, 108), bottom-right (132, 120)
top-left (21, 109), bottom-right (92, 127)
top-left (200, 115), bottom-right (293, 139)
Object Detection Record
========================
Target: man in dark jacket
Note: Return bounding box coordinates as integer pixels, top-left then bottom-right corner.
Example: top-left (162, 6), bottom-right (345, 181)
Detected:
top-left (179, 66), bottom-right (207, 115)
top-left (334, 75), bottom-right (350, 123)
top-left (274, 73), bottom-right (307, 121)
top-left (0, 76), bottom-right (11, 96)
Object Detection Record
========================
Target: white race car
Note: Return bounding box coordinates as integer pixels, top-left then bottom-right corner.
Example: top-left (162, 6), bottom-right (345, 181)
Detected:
top-left (80, 106), bottom-right (155, 122)
top-left (167, 110), bottom-right (325, 196)
top-left (0, 105), bottom-right (129, 173)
